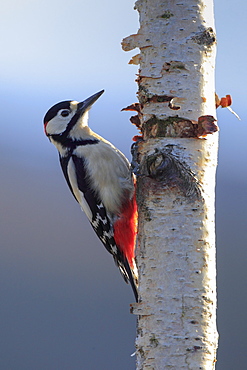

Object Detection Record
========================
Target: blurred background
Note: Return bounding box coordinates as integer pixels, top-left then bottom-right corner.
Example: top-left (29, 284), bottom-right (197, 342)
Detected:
top-left (0, 0), bottom-right (246, 369)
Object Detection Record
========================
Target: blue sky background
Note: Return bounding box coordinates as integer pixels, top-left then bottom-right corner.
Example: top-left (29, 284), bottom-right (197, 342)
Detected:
top-left (0, 1), bottom-right (246, 369)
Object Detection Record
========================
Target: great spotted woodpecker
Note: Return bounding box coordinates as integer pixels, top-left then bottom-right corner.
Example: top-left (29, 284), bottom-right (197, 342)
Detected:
top-left (43, 90), bottom-right (138, 301)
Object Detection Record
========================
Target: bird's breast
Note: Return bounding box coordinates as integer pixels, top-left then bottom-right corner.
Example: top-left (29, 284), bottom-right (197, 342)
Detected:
top-left (73, 141), bottom-right (134, 215)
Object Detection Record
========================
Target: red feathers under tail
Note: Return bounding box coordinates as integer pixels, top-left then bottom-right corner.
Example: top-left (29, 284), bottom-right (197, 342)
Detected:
top-left (113, 192), bottom-right (138, 268)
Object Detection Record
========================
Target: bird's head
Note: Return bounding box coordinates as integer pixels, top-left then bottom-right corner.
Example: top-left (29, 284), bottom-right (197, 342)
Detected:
top-left (43, 90), bottom-right (104, 138)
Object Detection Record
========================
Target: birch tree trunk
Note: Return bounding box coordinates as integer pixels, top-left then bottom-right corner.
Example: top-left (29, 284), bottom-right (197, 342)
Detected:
top-left (122, 0), bottom-right (219, 368)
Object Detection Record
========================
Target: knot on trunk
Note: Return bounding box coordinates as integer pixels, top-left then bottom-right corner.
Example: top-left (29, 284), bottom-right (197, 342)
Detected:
top-left (145, 148), bottom-right (202, 200)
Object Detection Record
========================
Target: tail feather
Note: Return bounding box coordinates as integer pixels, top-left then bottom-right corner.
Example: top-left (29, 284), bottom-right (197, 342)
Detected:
top-left (122, 257), bottom-right (138, 302)
top-left (113, 253), bottom-right (138, 302)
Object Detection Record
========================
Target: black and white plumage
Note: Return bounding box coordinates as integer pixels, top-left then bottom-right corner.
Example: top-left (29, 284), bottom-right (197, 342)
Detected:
top-left (43, 90), bottom-right (138, 301)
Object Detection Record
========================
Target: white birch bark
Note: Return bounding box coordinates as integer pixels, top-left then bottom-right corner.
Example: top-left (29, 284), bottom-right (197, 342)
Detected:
top-left (122, 0), bottom-right (218, 369)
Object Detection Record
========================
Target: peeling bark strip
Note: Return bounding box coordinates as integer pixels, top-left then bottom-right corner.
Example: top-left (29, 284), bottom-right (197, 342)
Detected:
top-left (143, 115), bottom-right (218, 139)
top-left (122, 0), bottom-right (218, 369)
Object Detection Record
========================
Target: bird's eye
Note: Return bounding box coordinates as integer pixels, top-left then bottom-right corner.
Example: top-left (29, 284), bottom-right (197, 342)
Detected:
top-left (60, 109), bottom-right (70, 117)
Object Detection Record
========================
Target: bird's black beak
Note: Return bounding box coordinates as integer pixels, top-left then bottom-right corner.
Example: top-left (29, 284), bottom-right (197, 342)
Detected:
top-left (77, 90), bottom-right (104, 116)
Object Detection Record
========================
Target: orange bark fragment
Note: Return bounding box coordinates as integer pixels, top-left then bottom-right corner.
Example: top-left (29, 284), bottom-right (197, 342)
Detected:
top-left (121, 103), bottom-right (142, 113)
top-left (215, 93), bottom-right (232, 108)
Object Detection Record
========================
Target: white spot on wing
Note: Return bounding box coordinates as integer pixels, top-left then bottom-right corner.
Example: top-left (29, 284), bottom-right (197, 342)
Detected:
top-left (111, 245), bottom-right (118, 254)
top-left (91, 213), bottom-right (108, 229)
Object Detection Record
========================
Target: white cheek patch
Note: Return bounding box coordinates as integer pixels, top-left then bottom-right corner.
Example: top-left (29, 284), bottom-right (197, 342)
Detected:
top-left (45, 116), bottom-right (68, 135)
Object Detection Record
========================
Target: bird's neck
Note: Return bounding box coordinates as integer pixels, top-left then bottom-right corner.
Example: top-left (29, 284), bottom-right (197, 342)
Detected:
top-left (50, 126), bottom-right (99, 156)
